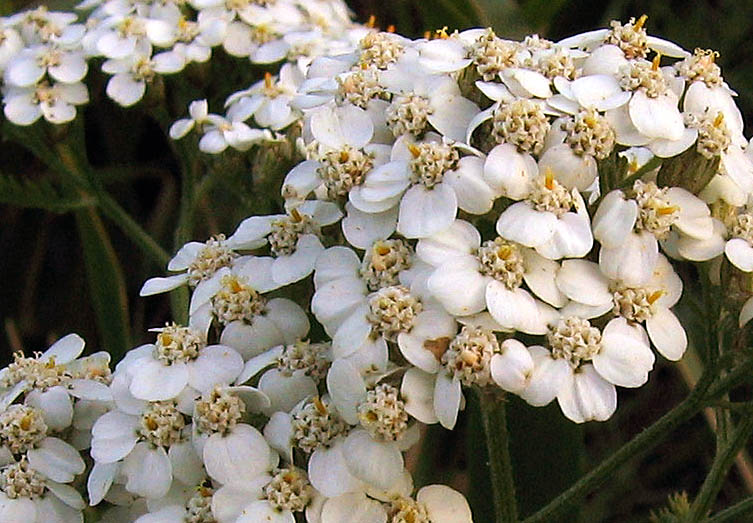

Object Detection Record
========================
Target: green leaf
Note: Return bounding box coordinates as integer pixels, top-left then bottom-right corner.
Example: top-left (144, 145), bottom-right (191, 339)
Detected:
top-left (0, 172), bottom-right (93, 213)
top-left (75, 208), bottom-right (131, 360)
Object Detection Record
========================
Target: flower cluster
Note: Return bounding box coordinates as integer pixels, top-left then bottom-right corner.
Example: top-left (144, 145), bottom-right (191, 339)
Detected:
top-left (3, 7), bottom-right (753, 522)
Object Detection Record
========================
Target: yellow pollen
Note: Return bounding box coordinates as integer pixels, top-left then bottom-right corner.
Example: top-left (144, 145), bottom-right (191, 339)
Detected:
top-left (545, 169), bottom-right (554, 190)
top-left (339, 150), bottom-right (350, 162)
top-left (584, 115), bottom-right (597, 127)
top-left (423, 30), bottom-right (431, 40)
top-left (19, 415), bottom-right (31, 431)
top-left (366, 15), bottom-right (376, 28)
top-left (460, 350), bottom-right (478, 365)
top-left (714, 112), bottom-right (725, 128)
top-left (408, 144), bottom-right (421, 158)
top-left (497, 245), bottom-right (512, 259)
top-left (229, 278), bottom-right (242, 293)
top-left (290, 208), bottom-right (303, 222)
top-left (648, 290), bottom-right (664, 304)
top-left (635, 14), bottom-right (648, 31)
top-left (198, 487), bottom-right (212, 497)
top-left (652, 53), bottom-right (661, 71)
top-left (159, 333), bottom-right (174, 346)
top-left (264, 72), bottom-right (273, 90)
top-left (628, 158), bottom-right (640, 174)
top-left (386, 24), bottom-right (395, 33)
top-left (313, 396), bottom-right (327, 416)
top-left (435, 26), bottom-right (449, 39)
top-left (375, 244), bottom-right (391, 256)
top-left (657, 205), bottom-right (678, 215)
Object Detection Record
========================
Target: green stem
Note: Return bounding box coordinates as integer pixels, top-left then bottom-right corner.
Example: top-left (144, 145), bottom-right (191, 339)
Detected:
top-left (689, 411), bottom-right (753, 519)
top-left (479, 390), bottom-right (518, 523)
top-left (706, 496), bottom-right (753, 522)
top-left (525, 359), bottom-right (753, 523)
top-left (96, 191), bottom-right (171, 267)
top-left (523, 369), bottom-right (715, 523)
top-left (616, 155), bottom-right (663, 190)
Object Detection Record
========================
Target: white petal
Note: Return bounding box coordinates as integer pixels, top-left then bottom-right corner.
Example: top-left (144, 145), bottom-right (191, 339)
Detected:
top-left (519, 346), bottom-right (569, 406)
top-left (486, 281), bottom-right (539, 333)
top-left (220, 318), bottom-right (284, 360)
top-left (188, 345), bottom-right (243, 392)
top-left (129, 359), bottom-right (188, 401)
top-left (592, 191), bottom-right (638, 247)
top-left (90, 411), bottom-right (139, 463)
top-left (427, 257), bottom-right (487, 316)
top-left (491, 339), bottom-right (534, 394)
top-left (397, 184), bottom-right (457, 239)
top-left (342, 429), bottom-right (404, 491)
top-left (341, 203), bottom-right (398, 250)
top-left (428, 94), bottom-right (480, 142)
top-left (646, 307), bottom-right (687, 361)
top-left (416, 219), bottom-right (481, 265)
top-left (204, 424), bottom-right (271, 485)
top-left (258, 369), bottom-right (317, 415)
top-left (43, 333), bottom-right (85, 363)
top-left (321, 493), bottom-right (386, 523)
top-left (557, 364), bottom-right (617, 423)
top-left (327, 359), bottom-right (367, 425)
top-left (27, 437), bottom-right (85, 483)
top-left (106, 74), bottom-right (146, 107)
top-left (87, 462), bottom-right (119, 506)
top-left (433, 373), bottom-right (461, 430)
top-left (599, 231), bottom-right (658, 287)
top-left (522, 249), bottom-right (567, 307)
top-left (556, 259), bottom-right (612, 306)
top-left (444, 156), bottom-right (497, 214)
top-left (726, 238), bottom-right (753, 272)
top-left (123, 443), bottom-right (172, 499)
top-left (417, 485), bottom-right (472, 523)
top-left (629, 91), bottom-right (684, 141)
top-left (483, 144), bottom-right (537, 200)
top-left (401, 368), bottom-right (438, 424)
top-left (593, 318), bottom-right (654, 388)
top-left (309, 442), bottom-right (363, 497)
top-left (25, 386), bottom-right (73, 432)
top-left (496, 202), bottom-right (556, 247)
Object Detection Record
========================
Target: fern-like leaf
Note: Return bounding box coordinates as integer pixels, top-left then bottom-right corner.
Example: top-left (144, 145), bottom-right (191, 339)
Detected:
top-left (0, 173), bottom-right (92, 213)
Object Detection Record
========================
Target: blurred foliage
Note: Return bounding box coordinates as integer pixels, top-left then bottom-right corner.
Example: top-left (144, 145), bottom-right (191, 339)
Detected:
top-left (2, 0), bottom-right (753, 521)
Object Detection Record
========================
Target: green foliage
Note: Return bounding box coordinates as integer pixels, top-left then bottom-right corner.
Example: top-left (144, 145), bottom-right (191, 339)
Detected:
top-left (0, 172), bottom-right (92, 213)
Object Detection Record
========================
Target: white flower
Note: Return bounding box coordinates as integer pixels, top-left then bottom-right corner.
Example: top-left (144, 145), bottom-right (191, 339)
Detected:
top-left (555, 256), bottom-right (687, 360)
top-left (418, 219), bottom-right (559, 333)
top-left (4, 44), bottom-right (87, 88)
top-left (228, 201), bottom-right (342, 286)
top-left (350, 134), bottom-right (498, 239)
top-left (89, 397), bottom-right (202, 500)
top-left (3, 81), bottom-right (88, 125)
top-left (122, 324), bottom-right (243, 402)
top-left (593, 180), bottom-right (713, 284)
top-left (225, 63), bottom-right (304, 130)
top-left (520, 314), bottom-right (654, 423)
top-left (496, 170), bottom-right (593, 260)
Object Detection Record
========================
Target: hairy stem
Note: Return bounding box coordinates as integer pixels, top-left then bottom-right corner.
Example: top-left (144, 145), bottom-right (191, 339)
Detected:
top-left (479, 390), bottom-right (518, 523)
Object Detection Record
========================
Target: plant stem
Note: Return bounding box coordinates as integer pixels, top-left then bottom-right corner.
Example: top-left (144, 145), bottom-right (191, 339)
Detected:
top-left (706, 496), bottom-right (753, 522)
top-left (524, 358), bottom-right (753, 523)
top-left (689, 411), bottom-right (753, 519)
top-left (479, 390), bottom-right (518, 523)
top-left (523, 369), bottom-right (715, 523)
top-left (96, 191), bottom-right (171, 267)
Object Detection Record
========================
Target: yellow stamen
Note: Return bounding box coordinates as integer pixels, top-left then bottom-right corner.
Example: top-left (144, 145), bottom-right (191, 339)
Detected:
top-left (634, 14), bottom-right (648, 31)
top-left (229, 278), bottom-right (242, 293)
top-left (264, 71), bottom-right (272, 89)
top-left (545, 169), bottom-right (554, 191)
top-left (714, 112), bottom-right (725, 128)
top-left (497, 245), bottom-right (512, 260)
top-left (648, 290), bottom-right (664, 304)
top-left (339, 150), bottom-right (350, 162)
top-left (460, 350), bottom-right (478, 365)
top-left (386, 24), bottom-right (395, 33)
top-left (657, 205), bottom-right (679, 215)
top-left (652, 53), bottom-right (661, 71)
top-left (313, 396), bottom-right (327, 415)
top-left (366, 15), bottom-right (376, 28)
top-left (290, 208), bottom-right (303, 223)
top-left (159, 333), bottom-right (173, 346)
top-left (423, 30), bottom-right (431, 40)
top-left (435, 26), bottom-right (449, 39)
top-left (408, 144), bottom-right (421, 158)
